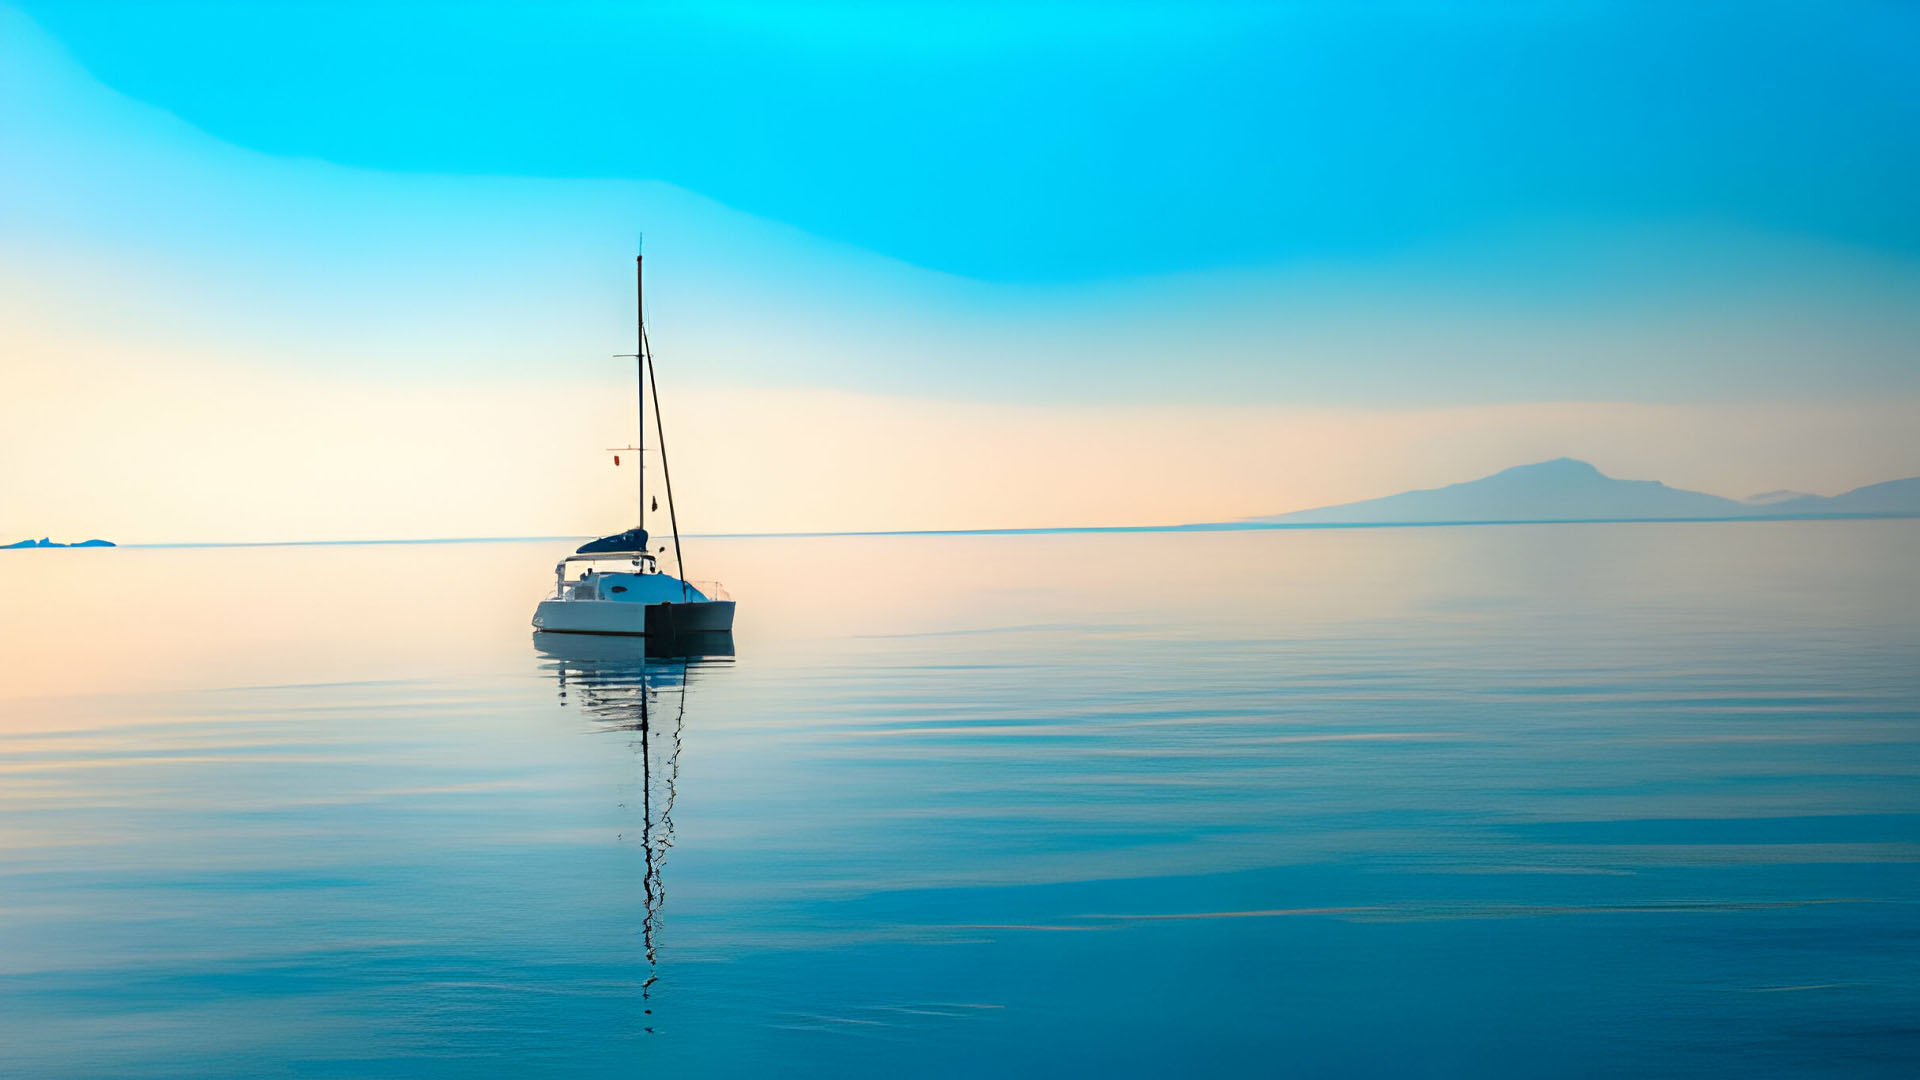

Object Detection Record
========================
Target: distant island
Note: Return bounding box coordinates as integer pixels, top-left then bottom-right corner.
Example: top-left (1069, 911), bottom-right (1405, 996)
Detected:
top-left (3, 538), bottom-right (116, 549)
top-left (1242, 459), bottom-right (1920, 526)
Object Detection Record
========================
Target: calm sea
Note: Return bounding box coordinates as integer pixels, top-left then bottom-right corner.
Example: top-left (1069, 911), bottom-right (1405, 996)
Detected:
top-left (2, 522), bottom-right (1917, 1077)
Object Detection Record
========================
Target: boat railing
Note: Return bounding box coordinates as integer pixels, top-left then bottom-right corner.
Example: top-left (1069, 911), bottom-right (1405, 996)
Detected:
top-left (543, 577), bottom-right (728, 603)
top-left (545, 579), bottom-right (600, 602)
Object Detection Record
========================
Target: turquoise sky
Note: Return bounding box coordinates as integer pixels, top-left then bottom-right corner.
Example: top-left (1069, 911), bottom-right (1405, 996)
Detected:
top-left (4, 2), bottom-right (1918, 540)
top-left (18, 1), bottom-right (1920, 282)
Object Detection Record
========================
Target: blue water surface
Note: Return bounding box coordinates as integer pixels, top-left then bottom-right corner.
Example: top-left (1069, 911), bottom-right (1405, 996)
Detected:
top-left (1, 522), bottom-right (1916, 1076)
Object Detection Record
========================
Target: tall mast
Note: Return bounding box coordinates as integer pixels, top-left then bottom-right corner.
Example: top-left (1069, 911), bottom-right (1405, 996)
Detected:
top-left (645, 251), bottom-right (652, 538)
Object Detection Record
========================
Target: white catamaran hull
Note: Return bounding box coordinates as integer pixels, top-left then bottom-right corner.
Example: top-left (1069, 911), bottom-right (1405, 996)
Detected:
top-left (532, 598), bottom-right (736, 636)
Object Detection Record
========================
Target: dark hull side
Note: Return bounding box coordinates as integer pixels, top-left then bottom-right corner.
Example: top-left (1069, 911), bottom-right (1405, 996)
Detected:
top-left (645, 600), bottom-right (735, 636)
top-left (535, 600), bottom-right (735, 637)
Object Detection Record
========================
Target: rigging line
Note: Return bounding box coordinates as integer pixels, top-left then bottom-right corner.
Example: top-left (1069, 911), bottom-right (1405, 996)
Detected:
top-left (640, 325), bottom-right (689, 600)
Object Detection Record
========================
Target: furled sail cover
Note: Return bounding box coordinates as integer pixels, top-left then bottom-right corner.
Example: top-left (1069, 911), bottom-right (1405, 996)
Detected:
top-left (575, 528), bottom-right (650, 554)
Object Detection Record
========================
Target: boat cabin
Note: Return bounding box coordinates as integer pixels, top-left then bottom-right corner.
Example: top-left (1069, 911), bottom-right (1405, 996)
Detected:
top-left (552, 551), bottom-right (712, 605)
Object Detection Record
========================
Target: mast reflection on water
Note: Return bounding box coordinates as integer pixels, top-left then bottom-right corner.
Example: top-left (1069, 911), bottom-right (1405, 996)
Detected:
top-left (531, 630), bottom-right (734, 1030)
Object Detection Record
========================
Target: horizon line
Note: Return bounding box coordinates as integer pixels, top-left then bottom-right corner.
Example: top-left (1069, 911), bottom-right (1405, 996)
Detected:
top-left (12, 511), bottom-right (1919, 551)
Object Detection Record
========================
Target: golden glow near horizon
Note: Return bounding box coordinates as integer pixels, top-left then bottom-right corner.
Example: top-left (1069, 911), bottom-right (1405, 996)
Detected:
top-left (5, 332), bottom-right (1916, 542)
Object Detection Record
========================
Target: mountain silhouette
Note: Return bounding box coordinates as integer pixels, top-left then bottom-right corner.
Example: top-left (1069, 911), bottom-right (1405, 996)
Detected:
top-left (3, 538), bottom-right (116, 549)
top-left (1244, 459), bottom-right (1920, 525)
top-left (1760, 477), bottom-right (1920, 516)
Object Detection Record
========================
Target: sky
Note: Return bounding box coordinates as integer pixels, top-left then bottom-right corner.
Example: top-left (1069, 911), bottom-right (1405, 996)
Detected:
top-left (2, 1), bottom-right (1918, 541)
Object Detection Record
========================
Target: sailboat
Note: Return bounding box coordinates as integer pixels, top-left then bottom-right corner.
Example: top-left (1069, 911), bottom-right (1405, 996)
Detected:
top-left (531, 252), bottom-right (736, 638)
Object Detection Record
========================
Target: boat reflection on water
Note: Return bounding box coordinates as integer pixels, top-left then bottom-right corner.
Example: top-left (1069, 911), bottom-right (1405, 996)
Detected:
top-left (531, 630), bottom-right (734, 1030)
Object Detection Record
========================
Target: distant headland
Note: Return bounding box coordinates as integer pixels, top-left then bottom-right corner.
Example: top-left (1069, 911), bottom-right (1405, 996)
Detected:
top-left (1242, 459), bottom-right (1920, 527)
top-left (3, 538), bottom-right (116, 549)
